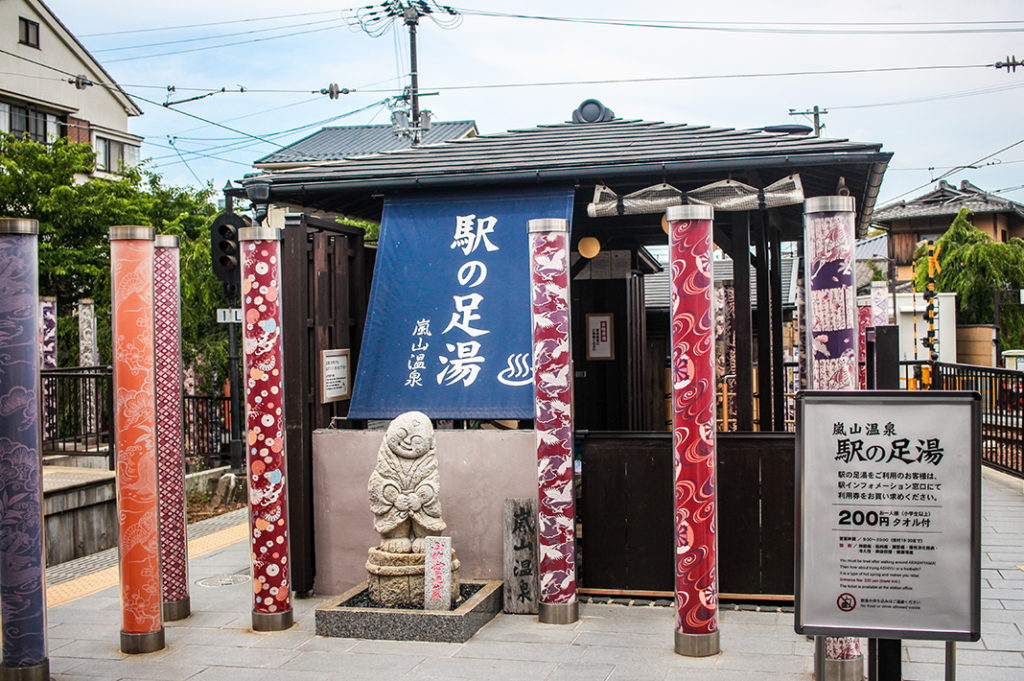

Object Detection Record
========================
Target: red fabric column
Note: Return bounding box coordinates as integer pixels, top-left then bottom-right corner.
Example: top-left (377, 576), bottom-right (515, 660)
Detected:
top-left (109, 226), bottom-right (164, 654)
top-left (527, 217), bottom-right (578, 625)
top-left (153, 235), bottom-right (190, 621)
top-left (666, 205), bottom-right (720, 657)
top-left (239, 226), bottom-right (293, 632)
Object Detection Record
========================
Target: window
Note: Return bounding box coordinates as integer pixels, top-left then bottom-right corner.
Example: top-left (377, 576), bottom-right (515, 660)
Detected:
top-left (9, 104), bottom-right (47, 143)
top-left (95, 136), bottom-right (140, 173)
top-left (19, 18), bottom-right (39, 48)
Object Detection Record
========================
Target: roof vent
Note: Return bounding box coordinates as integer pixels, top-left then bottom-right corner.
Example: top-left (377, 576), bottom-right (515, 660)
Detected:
top-left (572, 99), bottom-right (615, 124)
top-left (763, 124), bottom-right (813, 135)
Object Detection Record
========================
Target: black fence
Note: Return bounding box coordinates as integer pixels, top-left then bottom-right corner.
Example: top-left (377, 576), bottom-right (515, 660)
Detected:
top-left (40, 366), bottom-right (113, 468)
top-left (40, 366), bottom-right (230, 471)
top-left (183, 395), bottom-right (231, 471)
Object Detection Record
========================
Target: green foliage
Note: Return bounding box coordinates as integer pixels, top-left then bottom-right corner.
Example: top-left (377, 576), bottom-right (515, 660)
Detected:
top-left (0, 133), bottom-right (230, 389)
top-left (913, 207), bottom-right (1024, 350)
top-left (338, 216), bottom-right (380, 243)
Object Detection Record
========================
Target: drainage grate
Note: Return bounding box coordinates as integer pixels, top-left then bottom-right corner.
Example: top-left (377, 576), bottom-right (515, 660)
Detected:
top-left (197, 573), bottom-right (252, 588)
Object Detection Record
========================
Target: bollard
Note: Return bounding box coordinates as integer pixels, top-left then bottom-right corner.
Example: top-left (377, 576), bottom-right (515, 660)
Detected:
top-left (110, 226), bottom-right (165, 654)
top-left (527, 218), bottom-right (578, 625)
top-left (153, 235), bottom-right (190, 621)
top-left (0, 218), bottom-right (49, 681)
top-left (666, 205), bottom-right (720, 657)
top-left (239, 226), bottom-right (294, 632)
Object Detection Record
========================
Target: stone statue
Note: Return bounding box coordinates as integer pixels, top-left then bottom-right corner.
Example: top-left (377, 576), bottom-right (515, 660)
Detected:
top-left (366, 411), bottom-right (459, 606)
top-left (368, 411), bottom-right (446, 553)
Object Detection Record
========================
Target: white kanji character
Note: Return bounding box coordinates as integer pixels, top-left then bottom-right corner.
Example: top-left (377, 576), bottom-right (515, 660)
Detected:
top-left (436, 341), bottom-right (485, 387)
top-left (442, 293), bottom-right (488, 337)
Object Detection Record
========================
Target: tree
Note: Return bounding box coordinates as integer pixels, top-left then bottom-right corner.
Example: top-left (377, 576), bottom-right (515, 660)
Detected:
top-left (913, 207), bottom-right (1024, 351)
top-left (0, 133), bottom-right (229, 390)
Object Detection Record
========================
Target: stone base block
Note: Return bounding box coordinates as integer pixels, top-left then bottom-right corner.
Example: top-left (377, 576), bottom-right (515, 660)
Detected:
top-left (315, 580), bottom-right (502, 643)
top-left (366, 546), bottom-right (461, 607)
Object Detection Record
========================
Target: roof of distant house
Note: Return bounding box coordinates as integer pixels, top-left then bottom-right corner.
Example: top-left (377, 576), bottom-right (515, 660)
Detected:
top-left (254, 121), bottom-right (478, 166)
top-left (856, 233), bottom-right (888, 260)
top-left (873, 180), bottom-right (1024, 223)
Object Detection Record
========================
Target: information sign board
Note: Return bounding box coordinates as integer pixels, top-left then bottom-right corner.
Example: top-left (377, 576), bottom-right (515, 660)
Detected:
top-left (320, 349), bottom-right (351, 404)
top-left (795, 391), bottom-right (981, 641)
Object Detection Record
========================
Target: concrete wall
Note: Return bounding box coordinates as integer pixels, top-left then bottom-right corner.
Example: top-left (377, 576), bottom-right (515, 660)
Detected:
top-left (956, 325), bottom-right (997, 367)
top-left (894, 292), bottom-right (957, 363)
top-left (312, 428), bottom-right (537, 596)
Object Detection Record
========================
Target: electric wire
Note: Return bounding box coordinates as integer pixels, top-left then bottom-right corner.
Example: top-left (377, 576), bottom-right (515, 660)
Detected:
top-left (452, 9), bottom-right (1024, 36)
top-left (79, 10), bottom-right (354, 37)
top-left (880, 138), bottom-right (1024, 204)
top-left (91, 17), bottom-right (347, 53)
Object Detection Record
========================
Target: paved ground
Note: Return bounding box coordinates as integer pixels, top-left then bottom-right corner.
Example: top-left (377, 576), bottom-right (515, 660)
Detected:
top-left (43, 468), bottom-right (1024, 681)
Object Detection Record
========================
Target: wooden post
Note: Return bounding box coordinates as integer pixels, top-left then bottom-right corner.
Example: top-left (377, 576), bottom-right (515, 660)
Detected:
top-left (503, 497), bottom-right (539, 614)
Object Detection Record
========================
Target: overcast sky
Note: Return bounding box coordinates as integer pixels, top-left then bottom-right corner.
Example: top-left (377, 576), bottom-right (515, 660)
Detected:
top-left (46, 1), bottom-right (1024, 210)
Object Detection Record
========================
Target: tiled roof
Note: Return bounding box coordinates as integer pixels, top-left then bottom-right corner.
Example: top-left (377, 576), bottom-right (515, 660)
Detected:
top-left (873, 180), bottom-right (1024, 223)
top-left (254, 121), bottom-right (478, 165)
top-left (856, 233), bottom-right (888, 260)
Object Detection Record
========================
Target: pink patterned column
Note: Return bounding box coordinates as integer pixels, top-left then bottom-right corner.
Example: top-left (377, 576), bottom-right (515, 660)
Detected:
top-left (153, 235), bottom-right (190, 621)
top-left (527, 217), bottom-right (578, 625)
top-left (857, 305), bottom-right (871, 389)
top-left (39, 297), bottom-right (56, 443)
top-left (239, 226), bottom-right (293, 632)
top-left (109, 226), bottom-right (164, 654)
top-left (803, 197), bottom-right (863, 675)
top-left (666, 205), bottom-right (719, 657)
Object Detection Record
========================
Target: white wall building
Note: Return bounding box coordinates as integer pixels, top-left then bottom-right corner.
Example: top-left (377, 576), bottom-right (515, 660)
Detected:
top-left (0, 0), bottom-right (142, 175)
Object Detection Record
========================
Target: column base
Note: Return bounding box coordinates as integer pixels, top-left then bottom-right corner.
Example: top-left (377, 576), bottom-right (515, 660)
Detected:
top-left (252, 608), bottom-right (293, 632)
top-left (821, 655), bottom-right (864, 681)
top-left (0, 660), bottom-right (49, 681)
top-left (120, 628), bottom-right (165, 654)
top-left (538, 600), bottom-right (578, 625)
top-left (675, 630), bottom-right (720, 657)
top-left (162, 597), bottom-right (191, 622)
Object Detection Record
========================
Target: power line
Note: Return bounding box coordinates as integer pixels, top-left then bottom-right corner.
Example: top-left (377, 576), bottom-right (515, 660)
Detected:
top-left (452, 9), bottom-right (1024, 36)
top-left (79, 10), bottom-right (352, 37)
top-left (91, 17), bottom-right (347, 53)
top-left (105, 21), bottom-right (347, 63)
top-left (880, 138), bottom-right (1024, 204)
top-left (127, 91), bottom-right (287, 148)
top-left (828, 82), bottom-right (1024, 110)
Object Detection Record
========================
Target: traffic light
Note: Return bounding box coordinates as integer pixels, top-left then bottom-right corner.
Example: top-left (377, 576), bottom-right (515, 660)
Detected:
top-left (211, 212), bottom-right (247, 298)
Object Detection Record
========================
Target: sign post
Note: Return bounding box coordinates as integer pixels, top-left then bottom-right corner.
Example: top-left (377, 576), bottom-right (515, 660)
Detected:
top-left (796, 391), bottom-right (981, 678)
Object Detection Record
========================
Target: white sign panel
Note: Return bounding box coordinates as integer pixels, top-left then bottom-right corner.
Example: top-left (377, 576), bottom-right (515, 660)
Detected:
top-left (796, 391), bottom-right (980, 641)
top-left (216, 307), bottom-right (242, 324)
top-left (320, 349), bottom-right (351, 404)
top-left (585, 313), bottom-right (615, 360)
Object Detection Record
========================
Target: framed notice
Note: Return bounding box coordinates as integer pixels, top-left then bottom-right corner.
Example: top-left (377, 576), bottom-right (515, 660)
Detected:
top-left (586, 313), bottom-right (615, 360)
top-left (795, 391), bottom-right (981, 641)
top-left (320, 349), bottom-right (351, 404)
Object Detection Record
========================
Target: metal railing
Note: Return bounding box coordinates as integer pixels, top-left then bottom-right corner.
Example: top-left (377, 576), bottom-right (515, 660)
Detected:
top-left (40, 366), bottom-right (113, 468)
top-left (183, 395), bottom-right (231, 471)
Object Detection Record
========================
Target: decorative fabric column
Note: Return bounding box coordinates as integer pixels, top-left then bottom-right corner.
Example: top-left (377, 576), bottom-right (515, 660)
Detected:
top-left (666, 205), bottom-right (720, 657)
top-left (153, 236), bottom-right (190, 621)
top-left (0, 218), bottom-right (49, 681)
top-left (77, 299), bottom-right (99, 366)
top-left (527, 218), bottom-right (578, 625)
top-left (239, 226), bottom-right (293, 632)
top-left (857, 305), bottom-right (871, 389)
top-left (39, 297), bottom-right (57, 443)
top-left (109, 226), bottom-right (164, 654)
top-left (803, 198), bottom-right (863, 675)
top-left (870, 281), bottom-right (889, 327)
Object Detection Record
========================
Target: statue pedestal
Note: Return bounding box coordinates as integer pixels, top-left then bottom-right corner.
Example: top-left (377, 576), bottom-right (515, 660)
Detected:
top-left (366, 547), bottom-right (461, 607)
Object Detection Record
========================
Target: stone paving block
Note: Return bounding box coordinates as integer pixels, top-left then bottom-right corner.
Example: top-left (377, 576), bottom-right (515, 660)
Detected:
top-left (666, 670), bottom-right (809, 681)
top-left (155, 643), bottom-right (300, 669)
top-left (408, 656), bottom-right (557, 681)
top-left (455, 639), bottom-right (585, 663)
top-left (979, 634), bottom-right (1024, 651)
top-left (604, 662), bottom-right (674, 680)
top-left (348, 639), bottom-right (463, 657)
top-left (292, 635), bottom-right (360, 653)
top-left (471, 615), bottom-right (581, 644)
top-left (162, 626), bottom-right (258, 648)
top-left (572, 630), bottom-right (667, 650)
top-left (51, 639), bottom-right (128, 660)
top-left (282, 650), bottom-right (424, 675)
top-left (187, 667), bottom-right (330, 681)
top-left (545, 662), bottom-right (615, 681)
top-left (48, 657), bottom-right (206, 680)
top-left (49, 621), bottom-right (121, 642)
top-left (715, 650), bottom-right (811, 674)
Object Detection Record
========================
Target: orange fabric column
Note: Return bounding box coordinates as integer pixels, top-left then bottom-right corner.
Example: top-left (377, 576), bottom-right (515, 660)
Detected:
top-left (110, 226), bottom-right (164, 654)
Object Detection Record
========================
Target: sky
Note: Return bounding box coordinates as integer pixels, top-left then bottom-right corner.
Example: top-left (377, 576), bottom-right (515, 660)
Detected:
top-left (45, 1), bottom-right (1024, 210)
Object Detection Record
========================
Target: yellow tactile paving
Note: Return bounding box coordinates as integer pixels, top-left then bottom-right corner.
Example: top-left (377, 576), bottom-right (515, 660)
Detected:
top-left (46, 522), bottom-right (249, 608)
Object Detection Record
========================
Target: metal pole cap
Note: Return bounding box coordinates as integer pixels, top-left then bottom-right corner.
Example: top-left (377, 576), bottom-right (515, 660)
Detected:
top-left (666, 204), bottom-right (714, 221)
top-left (154, 234), bottom-right (180, 248)
top-left (0, 217), bottom-right (39, 235)
top-left (109, 226), bottom-right (155, 241)
top-left (528, 218), bottom-right (569, 234)
top-left (804, 196), bottom-right (856, 214)
top-left (239, 226), bottom-right (283, 242)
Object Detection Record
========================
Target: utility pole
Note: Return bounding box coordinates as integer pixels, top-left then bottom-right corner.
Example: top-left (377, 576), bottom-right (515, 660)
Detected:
top-left (789, 105), bottom-right (828, 136)
top-left (403, 4), bottom-right (421, 138)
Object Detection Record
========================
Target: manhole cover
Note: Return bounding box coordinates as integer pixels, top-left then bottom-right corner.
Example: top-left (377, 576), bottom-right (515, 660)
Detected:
top-left (197, 574), bottom-right (251, 588)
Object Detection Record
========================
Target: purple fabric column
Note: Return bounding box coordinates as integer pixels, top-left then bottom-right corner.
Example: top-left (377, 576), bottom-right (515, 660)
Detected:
top-left (804, 197), bottom-right (863, 668)
top-left (239, 226), bottom-right (293, 632)
top-left (667, 205), bottom-right (719, 657)
top-left (527, 218), bottom-right (578, 625)
top-left (0, 219), bottom-right (48, 679)
top-left (39, 297), bottom-right (57, 444)
top-left (153, 236), bottom-right (190, 621)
